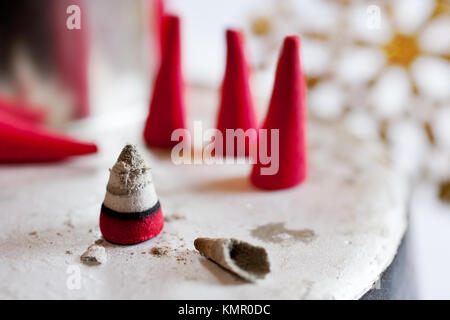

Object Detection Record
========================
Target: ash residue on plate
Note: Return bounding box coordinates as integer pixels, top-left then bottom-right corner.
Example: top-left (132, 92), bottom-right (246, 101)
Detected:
top-left (300, 280), bottom-right (314, 299)
top-left (439, 180), bottom-right (450, 204)
top-left (151, 246), bottom-right (169, 257)
top-left (175, 249), bottom-right (197, 265)
top-left (165, 214), bottom-right (185, 222)
top-left (64, 219), bottom-right (75, 229)
top-left (251, 222), bottom-right (316, 244)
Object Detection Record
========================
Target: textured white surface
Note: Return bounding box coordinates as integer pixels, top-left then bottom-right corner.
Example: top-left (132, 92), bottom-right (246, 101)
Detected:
top-left (0, 87), bottom-right (408, 299)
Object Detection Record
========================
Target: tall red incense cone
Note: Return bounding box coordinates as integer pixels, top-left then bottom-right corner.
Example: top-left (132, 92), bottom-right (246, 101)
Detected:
top-left (216, 29), bottom-right (257, 157)
top-left (100, 145), bottom-right (164, 245)
top-left (0, 96), bottom-right (47, 124)
top-left (250, 36), bottom-right (308, 190)
top-left (144, 15), bottom-right (185, 149)
top-left (52, 0), bottom-right (90, 118)
top-left (151, 0), bottom-right (165, 65)
top-left (0, 111), bottom-right (97, 162)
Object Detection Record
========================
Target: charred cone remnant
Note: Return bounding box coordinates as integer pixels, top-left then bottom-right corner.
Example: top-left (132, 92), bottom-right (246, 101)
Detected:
top-left (194, 238), bottom-right (270, 282)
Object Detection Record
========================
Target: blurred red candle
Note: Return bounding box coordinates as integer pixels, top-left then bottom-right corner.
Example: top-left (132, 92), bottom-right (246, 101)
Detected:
top-left (51, 0), bottom-right (90, 119)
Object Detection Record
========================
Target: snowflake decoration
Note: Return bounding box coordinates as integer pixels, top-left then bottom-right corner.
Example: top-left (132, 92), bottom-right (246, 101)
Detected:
top-left (247, 0), bottom-right (450, 179)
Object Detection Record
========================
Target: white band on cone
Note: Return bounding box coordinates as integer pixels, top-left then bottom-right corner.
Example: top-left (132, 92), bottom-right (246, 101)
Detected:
top-left (103, 183), bottom-right (159, 213)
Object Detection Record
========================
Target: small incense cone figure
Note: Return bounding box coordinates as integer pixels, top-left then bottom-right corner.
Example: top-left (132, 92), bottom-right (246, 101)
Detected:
top-left (51, 0), bottom-right (90, 118)
top-left (144, 15), bottom-right (186, 149)
top-left (250, 36), bottom-right (308, 190)
top-left (99, 145), bottom-right (164, 245)
top-left (216, 29), bottom-right (258, 157)
top-left (194, 238), bottom-right (270, 282)
top-left (0, 96), bottom-right (47, 124)
top-left (0, 111), bottom-right (97, 162)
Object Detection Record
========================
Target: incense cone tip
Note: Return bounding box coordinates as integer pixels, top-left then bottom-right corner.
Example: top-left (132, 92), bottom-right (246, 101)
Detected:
top-left (86, 143), bottom-right (98, 154)
top-left (284, 35), bottom-right (300, 47)
top-left (116, 144), bottom-right (145, 167)
top-left (194, 237), bottom-right (211, 251)
top-left (226, 29), bottom-right (242, 41)
top-left (225, 29), bottom-right (245, 56)
top-left (281, 35), bottom-right (301, 59)
top-left (164, 14), bottom-right (180, 28)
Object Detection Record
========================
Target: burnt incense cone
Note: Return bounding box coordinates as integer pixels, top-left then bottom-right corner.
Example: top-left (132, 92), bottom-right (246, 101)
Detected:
top-left (144, 15), bottom-right (186, 149)
top-left (216, 29), bottom-right (258, 157)
top-left (0, 110), bottom-right (97, 162)
top-left (194, 238), bottom-right (270, 282)
top-left (250, 35), bottom-right (308, 190)
top-left (100, 144), bottom-right (164, 245)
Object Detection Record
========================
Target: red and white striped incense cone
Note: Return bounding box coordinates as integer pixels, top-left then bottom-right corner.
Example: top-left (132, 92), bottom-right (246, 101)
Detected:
top-left (0, 110), bottom-right (97, 162)
top-left (250, 36), bottom-right (308, 190)
top-left (216, 29), bottom-right (257, 157)
top-left (51, 0), bottom-right (90, 118)
top-left (100, 145), bottom-right (164, 245)
top-left (144, 15), bottom-right (186, 149)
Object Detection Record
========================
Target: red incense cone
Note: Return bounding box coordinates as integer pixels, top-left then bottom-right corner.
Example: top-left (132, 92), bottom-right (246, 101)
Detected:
top-left (52, 0), bottom-right (90, 118)
top-left (0, 111), bottom-right (97, 162)
top-left (0, 96), bottom-right (47, 124)
top-left (250, 36), bottom-right (308, 190)
top-left (151, 0), bottom-right (165, 65)
top-left (144, 15), bottom-right (186, 149)
top-left (216, 30), bottom-right (257, 157)
top-left (100, 145), bottom-right (164, 245)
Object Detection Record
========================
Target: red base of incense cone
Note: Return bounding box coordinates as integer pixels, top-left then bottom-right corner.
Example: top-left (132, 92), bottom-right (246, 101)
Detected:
top-left (99, 207), bottom-right (164, 245)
